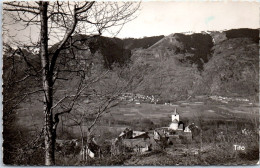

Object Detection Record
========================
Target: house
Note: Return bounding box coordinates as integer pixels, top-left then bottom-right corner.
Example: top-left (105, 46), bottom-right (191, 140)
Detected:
top-left (81, 138), bottom-right (101, 159)
top-left (152, 129), bottom-right (169, 149)
top-left (132, 131), bottom-right (150, 139)
top-left (114, 128), bottom-right (151, 153)
top-left (153, 130), bottom-right (161, 140)
top-left (118, 128), bottom-right (149, 140)
top-left (119, 128), bottom-right (133, 139)
top-left (83, 146), bottom-right (95, 158)
top-left (178, 121), bottom-right (185, 131)
top-left (153, 128), bottom-right (169, 140)
top-left (122, 138), bottom-right (151, 153)
top-left (188, 123), bottom-right (201, 140)
top-left (184, 126), bottom-right (191, 133)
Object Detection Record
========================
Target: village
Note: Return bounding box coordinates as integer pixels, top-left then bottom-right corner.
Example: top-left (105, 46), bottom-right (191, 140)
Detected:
top-left (52, 92), bottom-right (258, 164)
top-left (75, 108), bottom-right (202, 160)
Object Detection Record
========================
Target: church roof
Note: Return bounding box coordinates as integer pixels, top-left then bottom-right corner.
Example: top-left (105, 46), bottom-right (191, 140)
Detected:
top-left (171, 119), bottom-right (179, 123)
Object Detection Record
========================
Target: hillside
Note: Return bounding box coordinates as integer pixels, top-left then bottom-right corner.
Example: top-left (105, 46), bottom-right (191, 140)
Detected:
top-left (194, 37), bottom-right (259, 97)
top-left (150, 33), bottom-right (213, 71)
top-left (122, 35), bottom-right (165, 50)
top-left (4, 28), bottom-right (259, 104)
top-left (130, 28), bottom-right (259, 101)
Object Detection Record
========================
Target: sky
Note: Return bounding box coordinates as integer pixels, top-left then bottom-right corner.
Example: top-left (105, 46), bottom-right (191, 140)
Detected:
top-left (114, 1), bottom-right (259, 38)
top-left (3, 1), bottom-right (260, 45)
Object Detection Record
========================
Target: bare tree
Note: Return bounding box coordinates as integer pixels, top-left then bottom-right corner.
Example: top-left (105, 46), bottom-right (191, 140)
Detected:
top-left (66, 64), bottom-right (143, 162)
top-left (3, 1), bottom-right (140, 165)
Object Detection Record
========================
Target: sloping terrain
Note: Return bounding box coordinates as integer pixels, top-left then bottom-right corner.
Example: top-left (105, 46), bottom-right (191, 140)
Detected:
top-left (4, 29), bottom-right (259, 118)
top-left (150, 33), bottom-right (214, 71)
top-left (122, 35), bottom-right (165, 50)
top-left (224, 28), bottom-right (259, 43)
top-left (194, 37), bottom-right (259, 97)
top-left (130, 28), bottom-right (259, 101)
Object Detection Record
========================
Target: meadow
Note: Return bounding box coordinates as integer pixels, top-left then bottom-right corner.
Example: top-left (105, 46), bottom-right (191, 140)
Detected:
top-left (13, 94), bottom-right (259, 165)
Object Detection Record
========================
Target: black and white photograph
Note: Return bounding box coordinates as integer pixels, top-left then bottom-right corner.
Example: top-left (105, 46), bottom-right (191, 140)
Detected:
top-left (2, 1), bottom-right (259, 165)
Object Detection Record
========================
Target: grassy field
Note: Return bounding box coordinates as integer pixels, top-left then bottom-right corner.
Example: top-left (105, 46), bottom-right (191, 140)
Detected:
top-left (103, 98), bottom-right (258, 126)
top-left (15, 94), bottom-right (258, 134)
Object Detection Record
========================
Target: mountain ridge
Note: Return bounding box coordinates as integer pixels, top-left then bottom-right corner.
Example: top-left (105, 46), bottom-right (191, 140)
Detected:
top-left (3, 28), bottom-right (259, 101)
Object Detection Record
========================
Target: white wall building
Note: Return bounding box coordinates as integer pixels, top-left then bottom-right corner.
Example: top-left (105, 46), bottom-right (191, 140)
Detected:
top-left (171, 108), bottom-right (179, 122)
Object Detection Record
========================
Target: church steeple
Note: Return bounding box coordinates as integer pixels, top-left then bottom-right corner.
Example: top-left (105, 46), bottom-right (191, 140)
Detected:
top-left (172, 108), bottom-right (179, 122)
top-left (173, 108), bottom-right (177, 115)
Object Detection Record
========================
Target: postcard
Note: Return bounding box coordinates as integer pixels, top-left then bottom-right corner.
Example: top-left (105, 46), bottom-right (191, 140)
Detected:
top-left (2, 1), bottom-right (259, 165)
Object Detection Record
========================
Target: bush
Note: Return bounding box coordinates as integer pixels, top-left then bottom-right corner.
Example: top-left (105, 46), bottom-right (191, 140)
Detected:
top-left (238, 144), bottom-right (259, 161)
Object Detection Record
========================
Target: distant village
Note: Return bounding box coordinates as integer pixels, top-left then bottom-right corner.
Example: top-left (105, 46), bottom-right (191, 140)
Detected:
top-left (209, 95), bottom-right (249, 104)
top-left (119, 93), bottom-right (252, 105)
top-left (119, 93), bottom-right (159, 104)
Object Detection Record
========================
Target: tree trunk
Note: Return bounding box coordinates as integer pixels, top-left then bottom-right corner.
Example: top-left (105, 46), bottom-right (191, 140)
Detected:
top-left (39, 2), bottom-right (55, 165)
top-left (79, 125), bottom-right (86, 162)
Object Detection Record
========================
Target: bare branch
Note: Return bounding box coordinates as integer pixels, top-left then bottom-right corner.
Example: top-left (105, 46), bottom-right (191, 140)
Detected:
top-left (4, 2), bottom-right (39, 10)
top-left (4, 8), bottom-right (39, 15)
top-left (75, 2), bottom-right (95, 14)
top-left (49, 5), bottom-right (78, 74)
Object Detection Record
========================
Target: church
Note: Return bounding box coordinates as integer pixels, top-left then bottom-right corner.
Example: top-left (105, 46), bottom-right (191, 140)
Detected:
top-left (153, 108), bottom-right (191, 141)
top-left (169, 108), bottom-right (190, 132)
